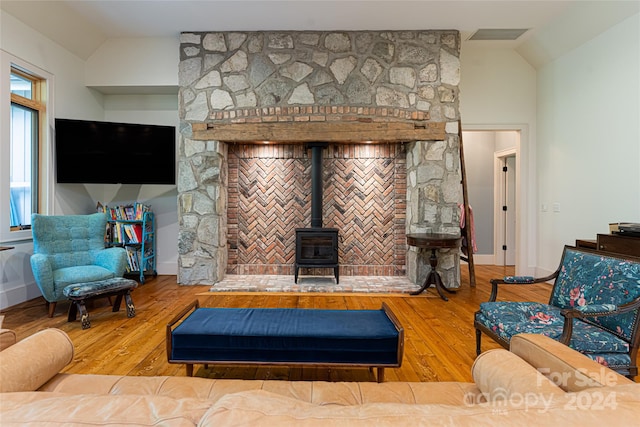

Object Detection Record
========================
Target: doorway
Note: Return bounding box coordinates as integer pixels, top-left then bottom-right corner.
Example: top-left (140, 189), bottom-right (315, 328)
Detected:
top-left (462, 129), bottom-right (521, 267)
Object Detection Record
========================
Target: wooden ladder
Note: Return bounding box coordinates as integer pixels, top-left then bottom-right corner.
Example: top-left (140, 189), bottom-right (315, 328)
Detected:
top-left (458, 119), bottom-right (476, 287)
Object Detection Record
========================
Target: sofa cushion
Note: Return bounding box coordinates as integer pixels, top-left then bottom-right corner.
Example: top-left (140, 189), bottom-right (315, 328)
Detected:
top-left (0, 328), bottom-right (73, 393)
top-left (509, 334), bottom-right (633, 392)
top-left (471, 348), bottom-right (563, 402)
top-left (40, 373), bottom-right (482, 407)
top-left (0, 328), bottom-right (17, 351)
top-left (0, 392), bottom-right (211, 426)
top-left (198, 388), bottom-right (640, 426)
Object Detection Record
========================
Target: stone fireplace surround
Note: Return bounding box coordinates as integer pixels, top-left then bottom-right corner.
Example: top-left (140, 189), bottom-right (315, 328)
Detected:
top-left (177, 30), bottom-right (462, 290)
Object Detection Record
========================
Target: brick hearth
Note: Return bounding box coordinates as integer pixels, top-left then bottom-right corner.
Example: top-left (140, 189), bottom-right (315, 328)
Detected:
top-left (210, 274), bottom-right (420, 294)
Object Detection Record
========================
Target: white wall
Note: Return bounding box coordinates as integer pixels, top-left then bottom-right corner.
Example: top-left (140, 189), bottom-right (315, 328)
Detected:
top-left (85, 37), bottom-right (178, 91)
top-left (0, 11), bottom-right (108, 309)
top-left (0, 12), bottom-right (105, 120)
top-left (459, 46), bottom-right (537, 275)
top-left (0, 11), bottom-right (181, 309)
top-left (536, 13), bottom-right (640, 274)
top-left (101, 95), bottom-right (179, 275)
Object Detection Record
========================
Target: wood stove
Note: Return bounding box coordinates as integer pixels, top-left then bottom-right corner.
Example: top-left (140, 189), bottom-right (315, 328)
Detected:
top-left (295, 228), bottom-right (339, 283)
top-left (295, 142), bottom-right (340, 283)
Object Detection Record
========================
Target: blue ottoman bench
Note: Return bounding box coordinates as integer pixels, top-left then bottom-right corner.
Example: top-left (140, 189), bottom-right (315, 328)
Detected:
top-left (63, 277), bottom-right (138, 329)
top-left (167, 300), bottom-right (404, 382)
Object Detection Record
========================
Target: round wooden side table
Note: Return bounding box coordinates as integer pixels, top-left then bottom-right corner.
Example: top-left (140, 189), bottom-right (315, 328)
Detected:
top-left (406, 233), bottom-right (461, 301)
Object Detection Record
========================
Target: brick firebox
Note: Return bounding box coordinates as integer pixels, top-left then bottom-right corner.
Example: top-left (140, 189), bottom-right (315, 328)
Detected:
top-left (227, 143), bottom-right (407, 277)
top-left (177, 30), bottom-right (462, 289)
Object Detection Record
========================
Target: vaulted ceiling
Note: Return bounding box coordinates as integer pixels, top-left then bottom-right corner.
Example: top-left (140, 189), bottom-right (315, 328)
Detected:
top-left (2, 1), bottom-right (638, 68)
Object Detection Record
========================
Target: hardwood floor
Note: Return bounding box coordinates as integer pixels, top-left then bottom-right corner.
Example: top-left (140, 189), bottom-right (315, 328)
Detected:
top-left (0, 266), bottom-right (567, 383)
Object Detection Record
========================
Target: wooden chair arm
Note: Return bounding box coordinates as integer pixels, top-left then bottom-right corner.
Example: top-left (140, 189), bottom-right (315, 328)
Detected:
top-left (558, 296), bottom-right (640, 344)
top-left (488, 271), bottom-right (559, 302)
top-left (561, 296), bottom-right (640, 319)
top-left (559, 314), bottom-right (575, 345)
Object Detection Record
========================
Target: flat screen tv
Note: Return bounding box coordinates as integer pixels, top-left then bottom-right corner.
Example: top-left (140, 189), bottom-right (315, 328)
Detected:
top-left (55, 118), bottom-right (176, 184)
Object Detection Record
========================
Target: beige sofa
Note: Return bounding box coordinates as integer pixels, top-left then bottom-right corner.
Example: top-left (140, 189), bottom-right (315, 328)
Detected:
top-left (0, 328), bottom-right (638, 426)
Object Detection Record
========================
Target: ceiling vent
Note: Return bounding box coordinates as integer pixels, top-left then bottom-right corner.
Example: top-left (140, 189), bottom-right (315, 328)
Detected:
top-left (468, 29), bottom-right (529, 41)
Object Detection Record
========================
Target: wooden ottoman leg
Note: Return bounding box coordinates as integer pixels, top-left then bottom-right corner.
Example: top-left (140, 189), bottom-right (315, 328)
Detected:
top-left (125, 291), bottom-right (135, 318)
top-left (68, 301), bottom-right (78, 322)
top-left (78, 301), bottom-right (91, 329)
top-left (112, 293), bottom-right (123, 312)
top-left (186, 364), bottom-right (194, 377)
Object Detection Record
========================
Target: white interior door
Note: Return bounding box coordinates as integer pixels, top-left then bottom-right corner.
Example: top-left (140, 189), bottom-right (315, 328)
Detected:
top-left (494, 148), bottom-right (517, 266)
top-left (505, 155), bottom-right (516, 265)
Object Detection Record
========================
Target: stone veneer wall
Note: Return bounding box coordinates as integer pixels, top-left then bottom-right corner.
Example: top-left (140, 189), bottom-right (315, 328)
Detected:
top-left (178, 30), bottom-right (461, 287)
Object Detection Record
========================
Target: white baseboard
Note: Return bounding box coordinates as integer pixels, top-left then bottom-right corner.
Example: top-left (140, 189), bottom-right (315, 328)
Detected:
top-left (460, 254), bottom-right (497, 265)
top-left (470, 254), bottom-right (496, 265)
top-left (0, 282), bottom-right (42, 311)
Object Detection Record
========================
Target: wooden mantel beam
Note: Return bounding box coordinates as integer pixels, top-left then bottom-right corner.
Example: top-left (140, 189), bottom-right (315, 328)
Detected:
top-left (190, 121), bottom-right (446, 143)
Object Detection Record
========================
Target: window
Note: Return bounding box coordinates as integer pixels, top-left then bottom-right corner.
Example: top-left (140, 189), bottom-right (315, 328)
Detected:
top-left (10, 71), bottom-right (41, 230)
top-left (1, 53), bottom-right (53, 242)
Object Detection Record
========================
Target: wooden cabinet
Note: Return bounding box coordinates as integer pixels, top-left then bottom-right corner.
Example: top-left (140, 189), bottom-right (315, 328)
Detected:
top-left (575, 239), bottom-right (597, 249)
top-left (596, 234), bottom-right (640, 258)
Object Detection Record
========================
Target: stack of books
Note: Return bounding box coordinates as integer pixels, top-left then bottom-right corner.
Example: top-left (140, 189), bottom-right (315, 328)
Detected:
top-left (125, 247), bottom-right (140, 272)
top-left (111, 222), bottom-right (143, 244)
top-left (97, 202), bottom-right (150, 221)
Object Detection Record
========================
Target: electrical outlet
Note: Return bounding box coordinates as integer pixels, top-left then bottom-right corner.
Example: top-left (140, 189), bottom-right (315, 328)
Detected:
top-left (553, 202), bottom-right (561, 213)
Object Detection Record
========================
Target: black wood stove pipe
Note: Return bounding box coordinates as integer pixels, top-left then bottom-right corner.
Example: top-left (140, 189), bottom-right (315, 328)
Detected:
top-left (307, 142), bottom-right (328, 228)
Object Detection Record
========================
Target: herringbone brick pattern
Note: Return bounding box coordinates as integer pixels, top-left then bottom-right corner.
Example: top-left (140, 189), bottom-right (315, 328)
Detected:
top-left (227, 144), bottom-right (406, 276)
top-left (324, 158), bottom-right (395, 265)
top-left (238, 158), bottom-right (310, 266)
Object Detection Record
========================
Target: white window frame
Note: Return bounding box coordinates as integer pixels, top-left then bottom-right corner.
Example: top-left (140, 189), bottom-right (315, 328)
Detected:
top-left (0, 51), bottom-right (54, 243)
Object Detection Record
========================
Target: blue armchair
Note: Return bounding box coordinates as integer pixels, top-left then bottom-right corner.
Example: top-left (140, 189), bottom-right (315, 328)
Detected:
top-left (30, 213), bottom-right (127, 317)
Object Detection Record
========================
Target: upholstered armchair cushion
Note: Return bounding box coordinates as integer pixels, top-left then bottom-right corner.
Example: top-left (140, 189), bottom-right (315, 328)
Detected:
top-left (548, 249), bottom-right (640, 342)
top-left (30, 213), bottom-right (127, 303)
top-left (476, 301), bottom-right (631, 366)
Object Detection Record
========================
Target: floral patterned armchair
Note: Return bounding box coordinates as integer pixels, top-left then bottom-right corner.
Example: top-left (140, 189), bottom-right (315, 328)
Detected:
top-left (475, 245), bottom-right (640, 379)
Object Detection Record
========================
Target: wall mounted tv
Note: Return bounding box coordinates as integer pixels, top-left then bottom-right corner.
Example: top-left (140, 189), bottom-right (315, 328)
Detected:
top-left (55, 118), bottom-right (176, 185)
